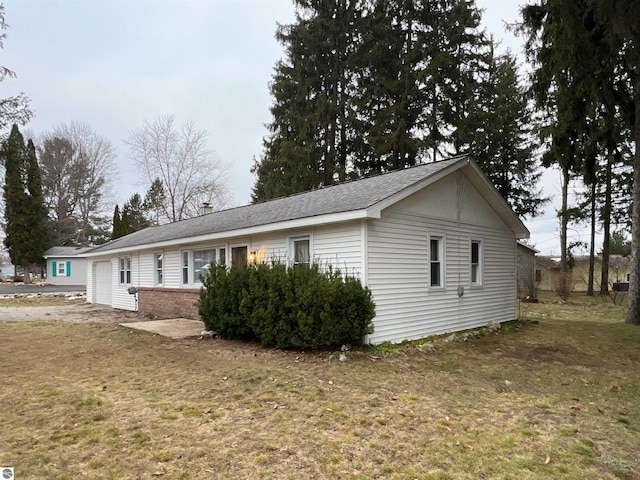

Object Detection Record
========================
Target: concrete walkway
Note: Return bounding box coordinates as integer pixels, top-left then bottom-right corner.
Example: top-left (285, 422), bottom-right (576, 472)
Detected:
top-left (120, 318), bottom-right (205, 339)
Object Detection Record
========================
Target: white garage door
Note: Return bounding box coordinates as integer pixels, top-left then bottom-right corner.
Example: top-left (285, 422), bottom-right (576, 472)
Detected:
top-left (94, 261), bottom-right (112, 306)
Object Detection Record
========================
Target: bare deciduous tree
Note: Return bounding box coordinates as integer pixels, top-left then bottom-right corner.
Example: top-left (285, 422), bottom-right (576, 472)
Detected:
top-left (38, 122), bottom-right (118, 245)
top-left (0, 4), bottom-right (33, 131)
top-left (125, 114), bottom-right (230, 223)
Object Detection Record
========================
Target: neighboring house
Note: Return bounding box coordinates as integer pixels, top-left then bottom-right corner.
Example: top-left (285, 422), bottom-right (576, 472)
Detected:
top-left (84, 155), bottom-right (529, 345)
top-left (535, 254), bottom-right (631, 293)
top-left (44, 246), bottom-right (93, 286)
top-left (534, 255), bottom-right (559, 292)
top-left (516, 241), bottom-right (539, 298)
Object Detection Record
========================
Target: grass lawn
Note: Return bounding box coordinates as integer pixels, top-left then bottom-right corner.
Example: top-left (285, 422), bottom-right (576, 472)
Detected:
top-left (1, 294), bottom-right (639, 479)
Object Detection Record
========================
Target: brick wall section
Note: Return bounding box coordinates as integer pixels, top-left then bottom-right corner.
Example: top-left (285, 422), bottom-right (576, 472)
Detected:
top-left (138, 287), bottom-right (201, 319)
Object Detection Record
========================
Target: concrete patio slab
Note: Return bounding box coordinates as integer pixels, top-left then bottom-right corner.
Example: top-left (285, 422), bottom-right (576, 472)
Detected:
top-left (120, 318), bottom-right (205, 339)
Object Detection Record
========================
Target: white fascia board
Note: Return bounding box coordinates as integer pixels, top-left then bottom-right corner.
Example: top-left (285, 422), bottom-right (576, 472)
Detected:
top-left (83, 209), bottom-right (371, 257)
top-left (367, 157), bottom-right (469, 217)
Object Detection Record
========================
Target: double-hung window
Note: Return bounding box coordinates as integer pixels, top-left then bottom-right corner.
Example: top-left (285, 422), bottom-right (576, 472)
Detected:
top-left (470, 240), bottom-right (482, 286)
top-left (119, 256), bottom-right (131, 284)
top-left (57, 262), bottom-right (66, 276)
top-left (181, 248), bottom-right (226, 285)
top-left (155, 253), bottom-right (163, 285)
top-left (291, 236), bottom-right (310, 266)
top-left (193, 249), bottom-right (216, 283)
top-left (430, 237), bottom-right (443, 287)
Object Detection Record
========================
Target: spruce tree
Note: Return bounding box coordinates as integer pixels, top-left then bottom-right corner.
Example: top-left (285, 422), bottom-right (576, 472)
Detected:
top-left (24, 139), bottom-right (50, 268)
top-left (123, 193), bottom-right (150, 232)
top-left (144, 178), bottom-right (166, 226)
top-left (3, 125), bottom-right (29, 274)
top-left (252, 0), bottom-right (361, 202)
top-left (2, 125), bottom-right (49, 283)
top-left (111, 204), bottom-right (124, 240)
top-left (465, 49), bottom-right (546, 217)
top-left (517, 0), bottom-right (640, 319)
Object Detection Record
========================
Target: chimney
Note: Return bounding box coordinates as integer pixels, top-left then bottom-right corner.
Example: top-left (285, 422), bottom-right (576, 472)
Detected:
top-left (200, 202), bottom-right (213, 216)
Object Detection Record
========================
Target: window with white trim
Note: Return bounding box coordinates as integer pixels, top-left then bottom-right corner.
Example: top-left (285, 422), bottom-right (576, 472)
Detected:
top-left (471, 240), bottom-right (482, 285)
top-left (57, 262), bottom-right (66, 276)
top-left (119, 256), bottom-right (131, 284)
top-left (430, 237), bottom-right (443, 287)
top-left (193, 249), bottom-right (216, 282)
top-left (155, 253), bottom-right (163, 285)
top-left (291, 236), bottom-right (310, 266)
top-left (181, 248), bottom-right (225, 285)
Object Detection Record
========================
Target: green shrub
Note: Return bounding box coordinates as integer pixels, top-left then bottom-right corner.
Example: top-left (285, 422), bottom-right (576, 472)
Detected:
top-left (198, 262), bottom-right (374, 348)
top-left (199, 264), bottom-right (255, 340)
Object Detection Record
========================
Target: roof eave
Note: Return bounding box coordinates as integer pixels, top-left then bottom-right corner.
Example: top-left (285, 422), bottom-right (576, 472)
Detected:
top-left (84, 208), bottom-right (372, 257)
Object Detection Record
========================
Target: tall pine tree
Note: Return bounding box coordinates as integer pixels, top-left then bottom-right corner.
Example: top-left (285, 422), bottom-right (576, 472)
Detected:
top-left (2, 125), bottom-right (50, 283)
top-left (465, 48), bottom-right (546, 217)
top-left (252, 0), bottom-right (544, 220)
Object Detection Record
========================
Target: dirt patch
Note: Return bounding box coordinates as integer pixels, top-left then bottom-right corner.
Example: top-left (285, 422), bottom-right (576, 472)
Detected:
top-left (524, 344), bottom-right (605, 368)
top-left (0, 302), bottom-right (141, 323)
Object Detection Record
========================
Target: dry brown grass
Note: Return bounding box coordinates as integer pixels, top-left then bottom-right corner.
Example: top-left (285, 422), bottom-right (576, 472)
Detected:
top-left (0, 295), bottom-right (86, 307)
top-left (0, 295), bottom-right (639, 479)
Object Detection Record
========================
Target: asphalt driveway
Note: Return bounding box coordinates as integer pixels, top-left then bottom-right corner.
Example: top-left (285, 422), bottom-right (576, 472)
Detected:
top-left (0, 284), bottom-right (85, 295)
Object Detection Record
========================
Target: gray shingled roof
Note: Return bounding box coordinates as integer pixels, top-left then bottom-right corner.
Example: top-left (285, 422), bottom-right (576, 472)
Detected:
top-left (89, 156), bottom-right (467, 254)
top-left (44, 246), bottom-right (94, 257)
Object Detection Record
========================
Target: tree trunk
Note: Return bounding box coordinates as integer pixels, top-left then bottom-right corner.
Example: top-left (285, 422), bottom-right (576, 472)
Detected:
top-left (559, 166), bottom-right (570, 300)
top-left (587, 180), bottom-right (596, 296)
top-left (600, 151), bottom-right (612, 294)
top-left (23, 264), bottom-right (31, 285)
top-left (627, 69), bottom-right (640, 325)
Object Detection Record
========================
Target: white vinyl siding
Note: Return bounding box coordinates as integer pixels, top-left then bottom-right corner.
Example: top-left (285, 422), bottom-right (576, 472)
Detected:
top-left (367, 170), bottom-right (518, 345)
top-left (368, 211), bottom-right (515, 344)
top-left (313, 222), bottom-right (362, 276)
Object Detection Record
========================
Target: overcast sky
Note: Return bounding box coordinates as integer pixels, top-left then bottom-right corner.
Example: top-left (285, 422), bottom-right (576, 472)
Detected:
top-left (2, 0), bottom-right (582, 255)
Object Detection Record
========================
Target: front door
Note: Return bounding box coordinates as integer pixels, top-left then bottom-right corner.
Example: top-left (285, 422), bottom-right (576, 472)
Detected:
top-left (231, 246), bottom-right (248, 269)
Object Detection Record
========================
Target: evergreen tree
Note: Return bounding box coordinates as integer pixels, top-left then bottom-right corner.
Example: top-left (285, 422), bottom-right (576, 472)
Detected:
top-left (518, 0), bottom-right (639, 319)
top-left (465, 48), bottom-right (546, 217)
top-left (252, 0), bottom-right (545, 219)
top-left (417, 0), bottom-right (489, 161)
top-left (2, 125), bottom-right (29, 272)
top-left (252, 0), bottom-right (361, 202)
top-left (111, 204), bottom-right (125, 240)
top-left (25, 138), bottom-right (50, 261)
top-left (2, 125), bottom-right (50, 283)
top-left (352, 0), bottom-right (422, 175)
top-left (609, 231), bottom-right (632, 256)
top-left (123, 193), bottom-right (150, 232)
top-left (144, 178), bottom-right (166, 226)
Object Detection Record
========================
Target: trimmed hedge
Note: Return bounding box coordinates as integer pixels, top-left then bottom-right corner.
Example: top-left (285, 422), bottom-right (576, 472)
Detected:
top-left (198, 263), bottom-right (375, 348)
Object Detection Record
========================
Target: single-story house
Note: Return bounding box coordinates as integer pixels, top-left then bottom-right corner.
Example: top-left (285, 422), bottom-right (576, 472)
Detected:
top-left (516, 241), bottom-right (539, 298)
top-left (44, 246), bottom-right (93, 286)
top-left (85, 155), bottom-right (529, 344)
top-left (535, 254), bottom-right (631, 293)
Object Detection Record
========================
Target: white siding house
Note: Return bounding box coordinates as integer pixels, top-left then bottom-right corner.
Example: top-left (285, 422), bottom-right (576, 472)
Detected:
top-left (44, 246), bottom-right (92, 286)
top-left (85, 156), bottom-right (529, 344)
